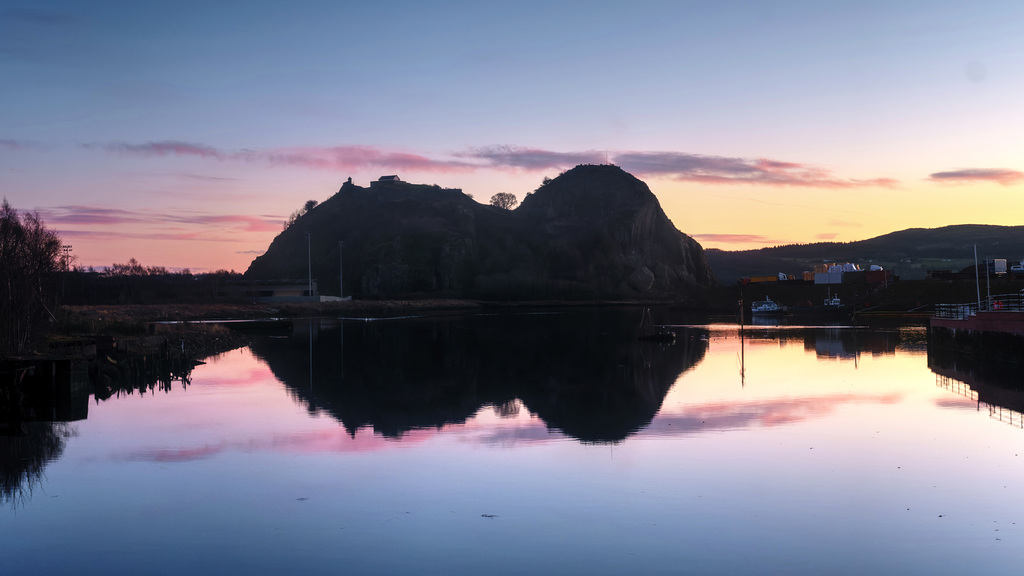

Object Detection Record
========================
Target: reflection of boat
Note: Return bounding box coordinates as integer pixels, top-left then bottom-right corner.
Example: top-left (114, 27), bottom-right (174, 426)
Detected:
top-left (751, 297), bottom-right (781, 315)
top-left (637, 308), bottom-right (675, 342)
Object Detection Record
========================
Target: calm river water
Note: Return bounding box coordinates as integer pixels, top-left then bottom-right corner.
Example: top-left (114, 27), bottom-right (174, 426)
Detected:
top-left (3, 309), bottom-right (1023, 575)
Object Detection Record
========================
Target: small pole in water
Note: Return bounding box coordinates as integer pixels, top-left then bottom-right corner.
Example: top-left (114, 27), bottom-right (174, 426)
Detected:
top-left (738, 287), bottom-right (745, 329)
top-left (738, 289), bottom-right (745, 387)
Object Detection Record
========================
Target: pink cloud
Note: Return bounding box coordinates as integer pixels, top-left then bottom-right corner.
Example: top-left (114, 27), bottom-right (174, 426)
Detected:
top-left (180, 173), bottom-right (239, 182)
top-left (615, 151), bottom-right (899, 188)
top-left (90, 141), bottom-right (476, 173)
top-left (757, 159), bottom-right (803, 170)
top-left (459, 145), bottom-right (604, 170)
top-left (39, 205), bottom-right (145, 226)
top-left (94, 140), bottom-right (226, 159)
top-left (693, 233), bottom-right (775, 244)
top-left (58, 229), bottom-right (207, 242)
top-left (40, 205), bottom-right (281, 234)
top-left (264, 145), bottom-right (476, 173)
top-left (189, 214), bottom-right (282, 233)
top-left (928, 168), bottom-right (1024, 185)
top-left (54, 224), bottom-right (270, 248)
top-left (87, 140), bottom-right (900, 188)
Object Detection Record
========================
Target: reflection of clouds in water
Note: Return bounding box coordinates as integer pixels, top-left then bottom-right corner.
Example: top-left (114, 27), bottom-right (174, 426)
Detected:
top-left (647, 393), bottom-right (902, 435)
top-left (935, 397), bottom-right (978, 410)
top-left (116, 391), bottom-right (908, 461)
top-left (475, 393), bottom-right (905, 444)
top-left (113, 426), bottom-right (437, 462)
top-left (471, 422), bottom-right (561, 447)
top-left (121, 444), bottom-right (224, 463)
top-left (102, 391), bottom-right (911, 461)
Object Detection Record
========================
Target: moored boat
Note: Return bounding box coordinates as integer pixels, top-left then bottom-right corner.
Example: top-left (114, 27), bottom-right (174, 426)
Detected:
top-left (751, 297), bottom-right (781, 315)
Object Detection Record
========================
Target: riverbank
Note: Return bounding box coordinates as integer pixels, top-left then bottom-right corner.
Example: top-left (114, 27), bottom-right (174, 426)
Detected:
top-left (16, 281), bottom-right (983, 362)
top-left (62, 299), bottom-right (486, 326)
top-left (33, 298), bottom-right (690, 362)
top-left (20, 299), bottom-right (572, 362)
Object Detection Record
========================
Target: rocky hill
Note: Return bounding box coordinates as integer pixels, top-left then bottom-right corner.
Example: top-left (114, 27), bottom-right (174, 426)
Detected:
top-left (244, 165), bottom-right (715, 300)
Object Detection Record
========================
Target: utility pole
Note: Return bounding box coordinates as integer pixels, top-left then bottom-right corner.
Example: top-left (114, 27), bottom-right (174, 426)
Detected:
top-left (338, 240), bottom-right (344, 299)
top-left (985, 256), bottom-right (991, 310)
top-left (974, 244), bottom-right (981, 311)
top-left (306, 232), bottom-right (312, 298)
top-left (62, 244), bottom-right (72, 300)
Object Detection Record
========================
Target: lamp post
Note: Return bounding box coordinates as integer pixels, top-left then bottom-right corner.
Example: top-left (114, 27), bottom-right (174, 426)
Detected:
top-left (338, 241), bottom-right (344, 299)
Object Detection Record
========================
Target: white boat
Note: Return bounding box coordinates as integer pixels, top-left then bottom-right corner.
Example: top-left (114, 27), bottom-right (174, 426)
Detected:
top-left (751, 297), bottom-right (781, 315)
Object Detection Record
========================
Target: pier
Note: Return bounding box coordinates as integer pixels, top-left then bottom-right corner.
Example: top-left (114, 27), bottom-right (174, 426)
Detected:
top-left (929, 292), bottom-right (1024, 364)
top-left (932, 291), bottom-right (1024, 335)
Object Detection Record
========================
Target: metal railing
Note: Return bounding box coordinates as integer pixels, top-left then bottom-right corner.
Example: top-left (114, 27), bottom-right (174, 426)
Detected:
top-left (934, 292), bottom-right (1024, 319)
top-left (936, 374), bottom-right (1024, 429)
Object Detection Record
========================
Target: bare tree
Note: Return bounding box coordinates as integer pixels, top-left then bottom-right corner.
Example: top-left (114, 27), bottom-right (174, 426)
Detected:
top-left (489, 192), bottom-right (518, 210)
top-left (105, 258), bottom-right (168, 276)
top-left (0, 199), bottom-right (63, 356)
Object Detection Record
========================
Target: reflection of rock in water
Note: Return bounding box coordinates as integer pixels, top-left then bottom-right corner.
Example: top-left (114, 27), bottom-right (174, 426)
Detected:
top-left (248, 310), bottom-right (708, 444)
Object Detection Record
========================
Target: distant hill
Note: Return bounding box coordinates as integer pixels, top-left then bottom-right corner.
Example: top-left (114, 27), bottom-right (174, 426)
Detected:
top-left (245, 165), bottom-right (714, 300)
top-left (707, 224), bottom-right (1024, 283)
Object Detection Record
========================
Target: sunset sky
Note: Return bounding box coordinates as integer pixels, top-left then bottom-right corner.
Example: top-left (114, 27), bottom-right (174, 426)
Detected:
top-left (3, 0), bottom-right (1023, 272)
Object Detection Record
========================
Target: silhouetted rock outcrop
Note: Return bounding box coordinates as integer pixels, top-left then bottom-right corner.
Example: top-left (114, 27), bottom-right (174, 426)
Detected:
top-left (245, 165), bottom-right (714, 299)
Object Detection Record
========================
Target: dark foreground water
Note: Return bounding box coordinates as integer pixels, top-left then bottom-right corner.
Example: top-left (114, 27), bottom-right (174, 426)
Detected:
top-left (3, 309), bottom-right (1024, 575)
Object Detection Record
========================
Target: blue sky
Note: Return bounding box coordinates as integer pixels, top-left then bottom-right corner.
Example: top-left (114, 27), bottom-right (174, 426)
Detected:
top-left (3, 0), bottom-right (1023, 271)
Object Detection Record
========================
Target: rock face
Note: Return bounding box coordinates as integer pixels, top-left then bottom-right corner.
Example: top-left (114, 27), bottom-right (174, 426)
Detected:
top-left (245, 165), bottom-right (715, 299)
